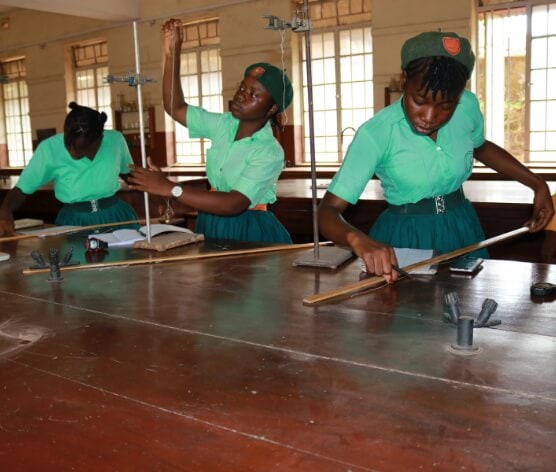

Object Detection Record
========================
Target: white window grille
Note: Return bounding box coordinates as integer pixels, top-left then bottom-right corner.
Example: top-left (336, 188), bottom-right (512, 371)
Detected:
top-left (73, 41), bottom-right (112, 129)
top-left (175, 18), bottom-right (222, 165)
top-left (477, 0), bottom-right (556, 163)
top-left (300, 0), bottom-right (373, 164)
top-left (1, 57), bottom-right (33, 167)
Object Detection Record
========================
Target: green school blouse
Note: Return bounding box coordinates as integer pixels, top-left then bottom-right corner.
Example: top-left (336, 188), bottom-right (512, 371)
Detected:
top-left (186, 105), bottom-right (284, 207)
top-left (328, 90), bottom-right (485, 206)
top-left (16, 130), bottom-right (132, 203)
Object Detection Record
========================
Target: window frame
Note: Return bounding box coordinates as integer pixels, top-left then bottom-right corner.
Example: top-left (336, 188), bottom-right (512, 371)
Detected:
top-left (173, 18), bottom-right (222, 166)
top-left (476, 0), bottom-right (556, 165)
top-left (72, 40), bottom-right (113, 129)
top-left (298, 0), bottom-right (373, 165)
top-left (0, 57), bottom-right (33, 167)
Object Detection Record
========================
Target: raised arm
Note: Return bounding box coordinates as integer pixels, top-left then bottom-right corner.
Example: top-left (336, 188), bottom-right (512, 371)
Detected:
top-left (474, 140), bottom-right (554, 231)
top-left (318, 192), bottom-right (399, 282)
top-left (0, 187), bottom-right (29, 236)
top-left (162, 18), bottom-right (188, 126)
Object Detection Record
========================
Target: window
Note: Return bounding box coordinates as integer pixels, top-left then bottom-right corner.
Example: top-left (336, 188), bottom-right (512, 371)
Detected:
top-left (174, 18), bottom-right (222, 165)
top-left (477, 0), bottom-right (556, 163)
top-left (1, 57), bottom-right (33, 167)
top-left (72, 41), bottom-right (112, 129)
top-left (300, 0), bottom-right (372, 164)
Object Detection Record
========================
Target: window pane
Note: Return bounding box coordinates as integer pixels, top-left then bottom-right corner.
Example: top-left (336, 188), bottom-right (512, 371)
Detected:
top-left (548, 36), bottom-right (556, 67)
top-left (2, 62), bottom-right (33, 166)
top-left (529, 131), bottom-right (545, 150)
top-left (531, 38), bottom-right (547, 69)
top-left (530, 101), bottom-right (546, 131)
top-left (74, 47), bottom-right (112, 129)
top-left (302, 24), bottom-right (373, 164)
top-left (530, 69), bottom-right (546, 100)
top-left (175, 35), bottom-right (221, 164)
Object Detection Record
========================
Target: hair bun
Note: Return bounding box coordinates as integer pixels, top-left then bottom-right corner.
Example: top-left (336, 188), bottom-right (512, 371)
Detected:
top-left (68, 101), bottom-right (79, 110)
top-left (99, 111), bottom-right (108, 124)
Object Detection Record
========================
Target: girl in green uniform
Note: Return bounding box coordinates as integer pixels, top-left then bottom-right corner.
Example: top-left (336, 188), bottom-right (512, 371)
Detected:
top-left (128, 18), bottom-right (292, 244)
top-left (318, 31), bottom-right (554, 282)
top-left (0, 102), bottom-right (138, 236)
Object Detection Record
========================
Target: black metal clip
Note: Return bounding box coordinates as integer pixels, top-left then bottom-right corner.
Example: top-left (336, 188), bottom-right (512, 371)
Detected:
top-left (474, 298), bottom-right (501, 328)
top-left (443, 291), bottom-right (501, 328)
top-left (29, 247), bottom-right (79, 281)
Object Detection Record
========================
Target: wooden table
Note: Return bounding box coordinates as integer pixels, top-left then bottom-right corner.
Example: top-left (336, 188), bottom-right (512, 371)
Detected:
top-left (1, 233), bottom-right (555, 470)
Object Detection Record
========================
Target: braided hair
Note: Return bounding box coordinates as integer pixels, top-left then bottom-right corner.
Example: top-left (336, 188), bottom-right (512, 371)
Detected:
top-left (63, 102), bottom-right (107, 149)
top-left (404, 56), bottom-right (469, 101)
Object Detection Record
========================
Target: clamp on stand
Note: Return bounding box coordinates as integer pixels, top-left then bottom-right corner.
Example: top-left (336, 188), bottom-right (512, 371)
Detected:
top-left (104, 73), bottom-right (157, 87)
top-left (264, 2), bottom-right (353, 269)
top-left (263, 12), bottom-right (310, 32)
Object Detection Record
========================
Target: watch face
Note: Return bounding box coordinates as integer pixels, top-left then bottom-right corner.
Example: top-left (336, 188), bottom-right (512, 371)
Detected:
top-left (86, 238), bottom-right (107, 252)
top-left (171, 185), bottom-right (183, 198)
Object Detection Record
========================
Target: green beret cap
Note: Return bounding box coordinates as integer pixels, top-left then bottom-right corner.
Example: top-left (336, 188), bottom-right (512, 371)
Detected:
top-left (401, 32), bottom-right (475, 78)
top-left (244, 62), bottom-right (293, 112)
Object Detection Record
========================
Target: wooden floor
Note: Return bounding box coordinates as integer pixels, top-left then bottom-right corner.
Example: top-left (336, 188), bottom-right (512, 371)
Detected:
top-left (1, 231), bottom-right (555, 470)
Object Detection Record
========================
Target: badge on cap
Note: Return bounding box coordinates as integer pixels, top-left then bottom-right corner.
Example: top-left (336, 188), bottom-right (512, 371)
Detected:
top-left (442, 37), bottom-right (461, 56)
top-left (249, 66), bottom-right (266, 78)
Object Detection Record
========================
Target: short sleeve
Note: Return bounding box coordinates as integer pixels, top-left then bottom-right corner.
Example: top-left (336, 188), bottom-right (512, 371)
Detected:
top-left (460, 91), bottom-right (485, 149)
top-left (186, 105), bottom-right (226, 140)
top-left (116, 132), bottom-right (133, 174)
top-left (328, 122), bottom-right (386, 205)
top-left (16, 138), bottom-right (56, 195)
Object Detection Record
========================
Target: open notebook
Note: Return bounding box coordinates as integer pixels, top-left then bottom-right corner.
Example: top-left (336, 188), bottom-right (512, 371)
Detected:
top-left (89, 224), bottom-right (193, 247)
top-left (359, 248), bottom-right (438, 275)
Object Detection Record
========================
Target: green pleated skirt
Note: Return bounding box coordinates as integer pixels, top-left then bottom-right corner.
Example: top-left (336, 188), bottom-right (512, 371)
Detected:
top-left (369, 199), bottom-right (488, 258)
top-left (196, 210), bottom-right (292, 243)
top-left (55, 198), bottom-right (140, 229)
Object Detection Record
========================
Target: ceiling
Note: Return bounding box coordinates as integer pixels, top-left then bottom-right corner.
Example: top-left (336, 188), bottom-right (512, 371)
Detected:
top-left (0, 0), bottom-right (140, 21)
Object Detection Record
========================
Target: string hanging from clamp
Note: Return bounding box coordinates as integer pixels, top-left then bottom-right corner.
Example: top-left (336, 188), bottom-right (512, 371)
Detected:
top-left (161, 198), bottom-right (175, 224)
top-left (263, 1), bottom-right (352, 269)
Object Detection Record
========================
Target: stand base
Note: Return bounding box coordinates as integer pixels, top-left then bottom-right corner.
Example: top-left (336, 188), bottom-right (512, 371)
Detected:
top-left (134, 232), bottom-right (205, 252)
top-left (292, 246), bottom-right (353, 269)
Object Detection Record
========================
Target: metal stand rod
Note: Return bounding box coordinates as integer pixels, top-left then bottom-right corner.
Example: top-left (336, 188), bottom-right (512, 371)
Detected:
top-left (302, 0), bottom-right (320, 259)
top-left (132, 21), bottom-right (152, 242)
top-left (455, 316), bottom-right (475, 349)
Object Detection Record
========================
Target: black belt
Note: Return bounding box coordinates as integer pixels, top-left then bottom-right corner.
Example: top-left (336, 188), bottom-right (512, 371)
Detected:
top-left (388, 188), bottom-right (466, 215)
top-left (63, 195), bottom-right (119, 213)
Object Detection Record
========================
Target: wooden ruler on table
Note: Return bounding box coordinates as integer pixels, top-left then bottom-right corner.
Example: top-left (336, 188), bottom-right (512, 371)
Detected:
top-left (22, 241), bottom-right (330, 275)
top-left (302, 226), bottom-right (531, 306)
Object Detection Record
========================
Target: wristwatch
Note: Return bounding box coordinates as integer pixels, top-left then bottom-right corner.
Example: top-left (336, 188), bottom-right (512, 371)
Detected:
top-left (170, 185), bottom-right (183, 199)
top-left (85, 237), bottom-right (108, 252)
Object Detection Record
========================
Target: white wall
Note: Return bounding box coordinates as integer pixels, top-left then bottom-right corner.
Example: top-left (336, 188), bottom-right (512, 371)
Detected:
top-left (0, 0), bottom-right (475, 144)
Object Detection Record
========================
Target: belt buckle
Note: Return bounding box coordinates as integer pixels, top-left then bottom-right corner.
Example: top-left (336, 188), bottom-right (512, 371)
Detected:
top-left (434, 196), bottom-right (445, 214)
top-left (90, 200), bottom-right (99, 213)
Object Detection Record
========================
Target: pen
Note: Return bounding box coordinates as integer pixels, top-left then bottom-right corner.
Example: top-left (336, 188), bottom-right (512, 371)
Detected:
top-left (392, 264), bottom-right (412, 278)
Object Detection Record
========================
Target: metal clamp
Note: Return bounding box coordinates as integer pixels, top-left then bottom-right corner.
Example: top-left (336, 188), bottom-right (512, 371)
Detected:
top-left (29, 247), bottom-right (80, 281)
top-left (444, 291), bottom-right (501, 328)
